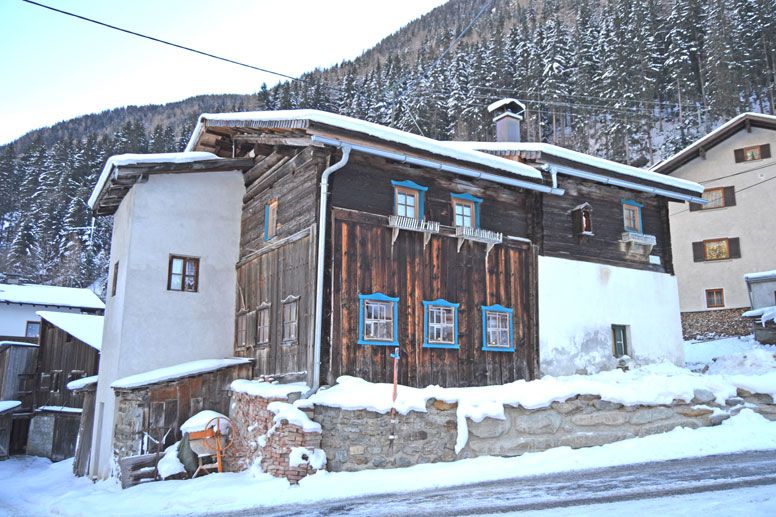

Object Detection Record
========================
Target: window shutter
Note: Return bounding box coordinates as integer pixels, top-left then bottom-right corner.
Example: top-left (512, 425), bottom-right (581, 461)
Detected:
top-left (728, 237), bottom-right (741, 258)
top-left (762, 144), bottom-right (772, 159)
top-left (734, 148), bottom-right (745, 163)
top-left (571, 209), bottom-right (582, 234)
top-left (692, 241), bottom-right (705, 262)
top-left (723, 187), bottom-right (736, 207)
top-left (689, 202), bottom-right (701, 212)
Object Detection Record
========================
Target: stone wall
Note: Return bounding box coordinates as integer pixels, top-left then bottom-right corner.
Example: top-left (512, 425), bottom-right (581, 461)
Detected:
top-left (681, 308), bottom-right (751, 340)
top-left (227, 391), bottom-right (322, 484)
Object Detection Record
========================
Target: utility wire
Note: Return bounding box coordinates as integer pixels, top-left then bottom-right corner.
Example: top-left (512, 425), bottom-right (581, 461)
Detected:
top-left (20, 0), bottom-right (342, 93)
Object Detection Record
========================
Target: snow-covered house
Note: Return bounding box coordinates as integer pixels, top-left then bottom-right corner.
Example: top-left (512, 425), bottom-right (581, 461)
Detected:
top-left (0, 282), bottom-right (104, 340)
top-left (652, 113), bottom-right (776, 338)
top-left (85, 103), bottom-right (703, 479)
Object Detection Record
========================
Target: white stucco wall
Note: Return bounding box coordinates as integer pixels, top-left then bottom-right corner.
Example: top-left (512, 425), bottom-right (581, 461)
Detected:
top-left (89, 171), bottom-right (244, 479)
top-left (0, 304), bottom-right (86, 337)
top-left (538, 256), bottom-right (684, 376)
top-left (669, 126), bottom-right (776, 312)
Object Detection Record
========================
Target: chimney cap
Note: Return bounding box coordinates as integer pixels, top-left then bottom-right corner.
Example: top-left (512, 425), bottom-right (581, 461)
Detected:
top-left (487, 98), bottom-right (526, 116)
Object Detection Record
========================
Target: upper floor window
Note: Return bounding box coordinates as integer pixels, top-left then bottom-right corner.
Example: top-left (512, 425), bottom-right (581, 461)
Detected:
top-left (264, 199), bottom-right (278, 240)
top-left (705, 288), bottom-right (724, 308)
top-left (422, 299), bottom-right (459, 349)
top-left (621, 200), bottom-right (643, 234)
top-left (692, 237), bottom-right (741, 262)
top-left (451, 193), bottom-right (482, 228)
top-left (25, 321), bottom-right (40, 338)
top-left (281, 296), bottom-right (299, 343)
top-left (236, 309), bottom-right (256, 348)
top-left (481, 304), bottom-right (514, 352)
top-left (168, 255), bottom-right (199, 292)
top-left (571, 202), bottom-right (593, 236)
top-left (735, 144), bottom-right (771, 163)
top-left (691, 187), bottom-right (736, 211)
top-left (358, 292), bottom-right (399, 347)
top-left (256, 303), bottom-right (271, 345)
top-left (391, 180), bottom-right (427, 220)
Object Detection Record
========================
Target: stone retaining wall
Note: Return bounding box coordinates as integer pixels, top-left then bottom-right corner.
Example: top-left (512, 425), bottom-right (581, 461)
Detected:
top-left (681, 308), bottom-right (751, 340)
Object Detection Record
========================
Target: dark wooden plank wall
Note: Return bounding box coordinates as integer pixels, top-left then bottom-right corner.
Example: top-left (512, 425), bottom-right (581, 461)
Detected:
top-left (33, 321), bottom-right (100, 410)
top-left (326, 208), bottom-right (536, 388)
top-left (541, 177), bottom-right (671, 273)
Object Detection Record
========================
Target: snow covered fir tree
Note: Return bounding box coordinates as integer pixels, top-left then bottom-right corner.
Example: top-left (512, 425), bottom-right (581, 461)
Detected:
top-left (0, 0), bottom-right (774, 289)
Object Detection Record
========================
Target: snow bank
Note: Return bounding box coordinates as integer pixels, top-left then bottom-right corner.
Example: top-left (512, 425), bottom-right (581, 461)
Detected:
top-left (67, 375), bottom-right (98, 391)
top-left (743, 306), bottom-right (776, 325)
top-left (0, 400), bottom-right (21, 413)
top-left (230, 380), bottom-right (308, 399)
top-left (157, 441), bottom-right (186, 479)
top-left (37, 311), bottom-right (103, 351)
top-left (111, 358), bottom-right (252, 389)
top-left (180, 410), bottom-right (229, 434)
top-left (267, 402), bottom-right (321, 433)
top-left (289, 447), bottom-right (326, 470)
top-left (188, 110), bottom-right (542, 180)
top-left (0, 282), bottom-right (104, 310)
top-left (88, 151), bottom-right (220, 208)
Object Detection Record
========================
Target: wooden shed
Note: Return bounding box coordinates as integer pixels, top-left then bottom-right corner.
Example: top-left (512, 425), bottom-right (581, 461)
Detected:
top-left (0, 340), bottom-right (38, 454)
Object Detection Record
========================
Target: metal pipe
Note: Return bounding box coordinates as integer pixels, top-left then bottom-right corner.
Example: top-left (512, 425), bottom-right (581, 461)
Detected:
top-left (310, 145), bottom-right (351, 394)
top-left (310, 135), bottom-right (565, 196)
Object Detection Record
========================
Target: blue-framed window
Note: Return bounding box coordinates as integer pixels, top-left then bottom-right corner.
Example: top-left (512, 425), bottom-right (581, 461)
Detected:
top-left (391, 180), bottom-right (427, 219)
top-left (422, 299), bottom-right (459, 349)
top-left (451, 193), bottom-right (482, 228)
top-left (358, 293), bottom-right (399, 346)
top-left (264, 199), bottom-right (278, 240)
top-left (481, 304), bottom-right (514, 352)
top-left (621, 199), bottom-right (643, 234)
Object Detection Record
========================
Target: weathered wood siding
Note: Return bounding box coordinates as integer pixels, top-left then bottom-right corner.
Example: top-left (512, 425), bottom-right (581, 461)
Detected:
top-left (33, 321), bottom-right (99, 410)
top-left (541, 177), bottom-right (672, 273)
top-left (234, 146), bottom-right (327, 380)
top-left (326, 208), bottom-right (537, 387)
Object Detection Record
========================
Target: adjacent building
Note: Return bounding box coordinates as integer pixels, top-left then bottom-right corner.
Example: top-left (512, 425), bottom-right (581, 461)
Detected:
top-left (652, 113), bottom-right (776, 338)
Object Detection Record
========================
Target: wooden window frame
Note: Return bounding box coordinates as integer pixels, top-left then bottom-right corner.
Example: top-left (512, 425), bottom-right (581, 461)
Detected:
top-left (256, 303), bottom-right (271, 346)
top-left (264, 199), bottom-right (278, 240)
top-left (25, 321), bottom-right (40, 338)
top-left (481, 304), bottom-right (514, 352)
top-left (235, 309), bottom-right (257, 349)
top-left (451, 193), bottom-right (482, 229)
top-left (703, 238), bottom-right (730, 261)
top-left (394, 186), bottom-right (420, 219)
top-left (453, 199), bottom-right (476, 228)
top-left (705, 288), bottom-right (725, 308)
top-left (281, 296), bottom-right (299, 344)
top-left (422, 299), bottom-right (459, 349)
top-left (167, 255), bottom-right (200, 292)
top-left (391, 180), bottom-right (427, 220)
top-left (612, 324), bottom-right (629, 358)
top-left (358, 292), bottom-right (399, 347)
top-left (621, 200), bottom-right (643, 234)
top-left (571, 203), bottom-right (594, 236)
top-left (111, 261), bottom-right (119, 297)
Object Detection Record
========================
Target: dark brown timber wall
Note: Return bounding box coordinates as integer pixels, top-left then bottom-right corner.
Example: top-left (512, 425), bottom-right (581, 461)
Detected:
top-left (327, 208), bottom-right (537, 388)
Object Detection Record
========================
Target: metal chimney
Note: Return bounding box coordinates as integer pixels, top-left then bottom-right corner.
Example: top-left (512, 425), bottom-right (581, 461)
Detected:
top-left (487, 98), bottom-right (525, 142)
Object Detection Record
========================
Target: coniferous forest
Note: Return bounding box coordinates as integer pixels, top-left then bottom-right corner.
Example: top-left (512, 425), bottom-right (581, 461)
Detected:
top-left (1, 0), bottom-right (774, 292)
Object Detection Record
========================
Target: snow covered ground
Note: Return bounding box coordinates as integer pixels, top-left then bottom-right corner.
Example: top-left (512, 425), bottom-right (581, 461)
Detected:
top-left (0, 335), bottom-right (774, 516)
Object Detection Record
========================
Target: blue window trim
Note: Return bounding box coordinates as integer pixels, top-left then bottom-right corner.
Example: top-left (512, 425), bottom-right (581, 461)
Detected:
top-left (621, 199), bottom-right (643, 234)
top-left (392, 180), bottom-right (427, 219)
top-left (422, 299), bottom-right (460, 349)
top-left (263, 204), bottom-right (271, 241)
top-left (451, 193), bottom-right (483, 228)
top-left (358, 292), bottom-right (400, 347)
top-left (481, 304), bottom-right (514, 352)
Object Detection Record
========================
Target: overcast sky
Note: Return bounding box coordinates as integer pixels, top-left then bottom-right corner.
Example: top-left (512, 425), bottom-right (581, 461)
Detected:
top-left (0, 0), bottom-right (448, 145)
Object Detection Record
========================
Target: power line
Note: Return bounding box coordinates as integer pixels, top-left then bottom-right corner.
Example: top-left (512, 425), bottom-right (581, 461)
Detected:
top-left (20, 0), bottom-right (342, 93)
top-left (671, 163), bottom-right (776, 215)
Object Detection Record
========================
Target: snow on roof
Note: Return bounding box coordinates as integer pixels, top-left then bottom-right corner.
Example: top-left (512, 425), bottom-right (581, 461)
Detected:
top-left (230, 379), bottom-right (308, 398)
top-left (88, 151), bottom-right (221, 209)
top-left (0, 283), bottom-right (104, 310)
top-left (448, 141), bottom-right (703, 194)
top-left (37, 311), bottom-right (103, 351)
top-left (37, 406), bottom-right (82, 414)
top-left (653, 112), bottom-right (776, 173)
top-left (487, 98), bottom-right (525, 113)
top-left (742, 306), bottom-right (776, 325)
top-left (67, 375), bottom-right (98, 391)
top-left (111, 358), bottom-right (252, 390)
top-left (744, 270), bottom-right (776, 282)
top-left (0, 400), bottom-right (21, 414)
top-left (187, 110), bottom-right (543, 180)
top-left (0, 340), bottom-right (38, 348)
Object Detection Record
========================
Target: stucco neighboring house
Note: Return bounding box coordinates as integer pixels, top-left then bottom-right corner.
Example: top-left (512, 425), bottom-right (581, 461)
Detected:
top-left (0, 282), bottom-right (105, 340)
top-left (86, 153), bottom-right (252, 480)
top-left (652, 113), bottom-right (776, 338)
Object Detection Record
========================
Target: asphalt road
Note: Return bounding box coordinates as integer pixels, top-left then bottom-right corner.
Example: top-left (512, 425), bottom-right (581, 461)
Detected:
top-left (220, 449), bottom-right (776, 516)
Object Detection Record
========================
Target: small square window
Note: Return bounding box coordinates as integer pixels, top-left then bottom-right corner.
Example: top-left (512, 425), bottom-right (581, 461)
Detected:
top-left (612, 325), bottom-right (629, 357)
top-left (25, 321), bottom-right (40, 338)
top-left (264, 199), bottom-right (278, 240)
top-left (423, 300), bottom-right (459, 349)
top-left (481, 305), bottom-right (514, 352)
top-left (282, 298), bottom-right (299, 343)
top-left (622, 201), bottom-right (642, 233)
top-left (702, 188), bottom-right (725, 209)
top-left (395, 187), bottom-right (419, 219)
top-left (706, 289), bottom-right (724, 308)
top-left (743, 145), bottom-right (762, 161)
top-left (454, 200), bottom-right (474, 228)
top-left (168, 255), bottom-right (199, 292)
top-left (358, 293), bottom-right (399, 346)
